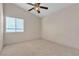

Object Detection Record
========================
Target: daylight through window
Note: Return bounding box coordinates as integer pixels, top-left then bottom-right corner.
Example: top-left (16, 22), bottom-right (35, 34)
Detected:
top-left (6, 17), bottom-right (24, 32)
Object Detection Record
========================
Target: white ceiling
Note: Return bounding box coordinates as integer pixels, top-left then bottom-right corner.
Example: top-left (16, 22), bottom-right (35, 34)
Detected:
top-left (14, 3), bottom-right (74, 18)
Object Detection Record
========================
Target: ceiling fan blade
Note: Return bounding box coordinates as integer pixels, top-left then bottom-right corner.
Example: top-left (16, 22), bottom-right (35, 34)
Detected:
top-left (28, 8), bottom-right (34, 11)
top-left (37, 3), bottom-right (40, 5)
top-left (27, 3), bottom-right (34, 6)
top-left (40, 6), bottom-right (48, 9)
top-left (37, 10), bottom-right (40, 13)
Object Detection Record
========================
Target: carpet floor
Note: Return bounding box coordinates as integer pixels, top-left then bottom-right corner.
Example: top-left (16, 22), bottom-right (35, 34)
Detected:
top-left (0, 39), bottom-right (79, 56)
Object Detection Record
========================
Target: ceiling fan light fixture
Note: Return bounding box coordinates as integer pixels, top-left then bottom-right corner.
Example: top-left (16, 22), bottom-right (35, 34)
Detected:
top-left (34, 7), bottom-right (40, 11)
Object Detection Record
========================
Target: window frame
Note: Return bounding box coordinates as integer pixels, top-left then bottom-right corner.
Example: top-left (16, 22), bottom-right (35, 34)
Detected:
top-left (6, 16), bottom-right (24, 33)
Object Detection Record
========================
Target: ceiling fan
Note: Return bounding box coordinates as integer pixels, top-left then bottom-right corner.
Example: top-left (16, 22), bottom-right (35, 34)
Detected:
top-left (27, 3), bottom-right (48, 13)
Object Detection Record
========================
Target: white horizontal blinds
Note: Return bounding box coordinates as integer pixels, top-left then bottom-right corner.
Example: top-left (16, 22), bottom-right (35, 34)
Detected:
top-left (6, 17), bottom-right (15, 32)
top-left (16, 18), bottom-right (24, 32)
top-left (6, 16), bottom-right (24, 32)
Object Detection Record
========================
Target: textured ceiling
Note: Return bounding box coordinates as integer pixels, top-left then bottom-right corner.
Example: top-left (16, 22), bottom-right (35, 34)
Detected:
top-left (14, 3), bottom-right (74, 18)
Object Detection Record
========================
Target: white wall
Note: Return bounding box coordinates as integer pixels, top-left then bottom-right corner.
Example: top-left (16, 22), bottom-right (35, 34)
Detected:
top-left (0, 3), bottom-right (3, 51)
top-left (3, 4), bottom-right (41, 45)
top-left (42, 4), bottom-right (79, 49)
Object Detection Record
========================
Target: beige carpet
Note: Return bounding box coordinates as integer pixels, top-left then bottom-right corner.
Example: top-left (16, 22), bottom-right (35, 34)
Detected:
top-left (0, 39), bottom-right (79, 56)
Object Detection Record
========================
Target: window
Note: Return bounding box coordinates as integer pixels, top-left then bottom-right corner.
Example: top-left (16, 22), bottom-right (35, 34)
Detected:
top-left (6, 17), bottom-right (24, 32)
